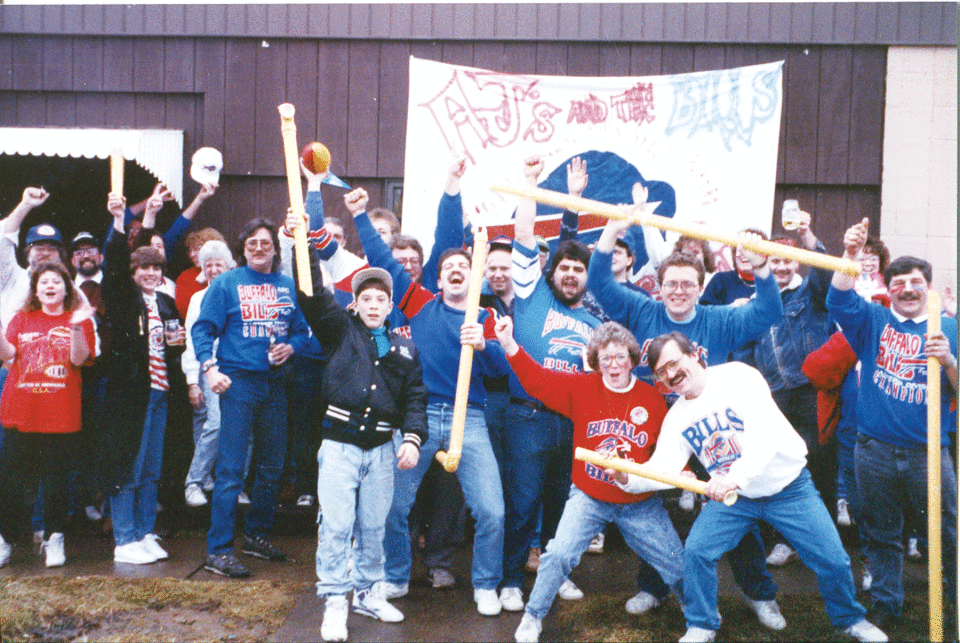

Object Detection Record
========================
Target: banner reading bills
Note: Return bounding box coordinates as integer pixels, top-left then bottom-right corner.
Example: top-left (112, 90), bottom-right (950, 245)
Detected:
top-left (401, 56), bottom-right (784, 281)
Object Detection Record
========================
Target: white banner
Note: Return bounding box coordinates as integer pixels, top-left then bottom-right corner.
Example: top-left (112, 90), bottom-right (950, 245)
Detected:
top-left (401, 56), bottom-right (783, 272)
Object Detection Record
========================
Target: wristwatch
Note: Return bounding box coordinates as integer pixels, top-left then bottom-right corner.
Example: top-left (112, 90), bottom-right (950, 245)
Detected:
top-left (201, 359), bottom-right (217, 374)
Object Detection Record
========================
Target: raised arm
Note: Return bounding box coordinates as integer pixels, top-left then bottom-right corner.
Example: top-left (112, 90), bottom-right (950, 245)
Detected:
top-left (2, 187), bottom-right (50, 235)
top-left (513, 154), bottom-right (544, 250)
top-left (558, 156), bottom-right (589, 244)
top-left (832, 218), bottom-right (869, 292)
top-left (348, 187), bottom-right (415, 307)
top-left (422, 156), bottom-right (468, 289)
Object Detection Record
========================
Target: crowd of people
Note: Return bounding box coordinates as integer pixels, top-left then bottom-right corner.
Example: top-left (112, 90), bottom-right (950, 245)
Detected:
top-left (0, 151), bottom-right (955, 643)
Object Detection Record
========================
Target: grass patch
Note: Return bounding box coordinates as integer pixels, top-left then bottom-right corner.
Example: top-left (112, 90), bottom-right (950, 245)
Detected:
top-left (550, 592), bottom-right (946, 642)
top-left (0, 576), bottom-right (308, 642)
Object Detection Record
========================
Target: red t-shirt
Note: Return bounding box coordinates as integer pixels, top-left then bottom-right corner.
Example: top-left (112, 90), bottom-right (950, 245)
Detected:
top-left (0, 310), bottom-right (96, 434)
top-left (175, 266), bottom-right (203, 319)
top-left (507, 348), bottom-right (668, 504)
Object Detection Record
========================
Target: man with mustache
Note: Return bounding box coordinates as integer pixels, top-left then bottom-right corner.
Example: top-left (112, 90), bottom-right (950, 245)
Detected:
top-left (497, 155), bottom-right (602, 612)
top-left (587, 201), bottom-right (789, 627)
top-left (826, 218), bottom-right (958, 630)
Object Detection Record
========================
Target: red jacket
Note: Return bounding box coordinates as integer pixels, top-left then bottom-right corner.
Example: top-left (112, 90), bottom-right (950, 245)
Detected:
top-left (801, 331), bottom-right (858, 445)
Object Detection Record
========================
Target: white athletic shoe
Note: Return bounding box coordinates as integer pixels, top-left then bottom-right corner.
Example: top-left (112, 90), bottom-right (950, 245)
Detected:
top-left (906, 537), bottom-right (921, 559)
top-left (42, 532), bottom-right (66, 568)
top-left (297, 494), bottom-right (315, 507)
top-left (85, 505), bottom-right (103, 521)
top-left (765, 543), bottom-right (797, 566)
top-left (429, 567), bottom-right (456, 589)
top-left (0, 534), bottom-right (10, 567)
top-left (625, 590), bottom-right (660, 614)
top-left (843, 618), bottom-right (889, 642)
top-left (862, 569), bottom-right (873, 591)
top-left (587, 532), bottom-right (605, 554)
top-left (114, 541), bottom-right (156, 565)
top-left (321, 595), bottom-right (349, 642)
top-left (237, 491), bottom-right (251, 505)
top-left (557, 578), bottom-right (583, 600)
top-left (352, 585), bottom-right (404, 622)
top-left (376, 580), bottom-right (409, 599)
top-left (140, 534), bottom-right (169, 561)
top-left (33, 530), bottom-right (45, 545)
top-left (837, 498), bottom-right (852, 526)
top-left (499, 587), bottom-right (525, 612)
top-left (679, 489), bottom-right (697, 512)
top-left (474, 588), bottom-right (502, 616)
top-left (679, 626), bottom-right (717, 642)
top-left (745, 598), bottom-right (786, 630)
top-left (185, 484), bottom-right (208, 507)
top-left (514, 612), bottom-right (543, 643)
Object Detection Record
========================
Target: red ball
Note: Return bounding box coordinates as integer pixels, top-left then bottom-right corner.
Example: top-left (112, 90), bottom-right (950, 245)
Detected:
top-left (301, 142), bottom-right (330, 174)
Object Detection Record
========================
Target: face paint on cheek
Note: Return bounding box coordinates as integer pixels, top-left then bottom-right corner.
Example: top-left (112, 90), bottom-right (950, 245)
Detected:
top-left (889, 283), bottom-right (906, 297)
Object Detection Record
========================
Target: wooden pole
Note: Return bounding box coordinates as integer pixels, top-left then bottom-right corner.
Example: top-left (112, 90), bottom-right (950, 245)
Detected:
top-left (277, 103), bottom-right (313, 296)
top-left (436, 228), bottom-right (489, 473)
top-left (110, 150), bottom-right (124, 198)
top-left (927, 290), bottom-right (943, 642)
top-left (490, 183), bottom-right (862, 277)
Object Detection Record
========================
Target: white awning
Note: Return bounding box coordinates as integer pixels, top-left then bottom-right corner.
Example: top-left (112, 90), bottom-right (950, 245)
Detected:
top-left (0, 127), bottom-right (184, 206)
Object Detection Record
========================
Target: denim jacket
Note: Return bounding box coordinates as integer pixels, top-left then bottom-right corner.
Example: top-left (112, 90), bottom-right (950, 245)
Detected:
top-left (739, 242), bottom-right (834, 393)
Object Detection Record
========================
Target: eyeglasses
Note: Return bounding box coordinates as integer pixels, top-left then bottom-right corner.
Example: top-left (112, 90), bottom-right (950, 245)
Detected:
top-left (661, 281), bottom-right (698, 293)
top-left (654, 358), bottom-right (681, 380)
top-left (397, 257), bottom-right (421, 267)
top-left (73, 247), bottom-right (99, 257)
top-left (245, 239), bottom-right (274, 250)
top-left (598, 354), bottom-right (631, 368)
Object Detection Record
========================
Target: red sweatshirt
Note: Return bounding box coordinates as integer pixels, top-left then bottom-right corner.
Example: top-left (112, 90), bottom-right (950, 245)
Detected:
top-left (507, 347), bottom-right (668, 503)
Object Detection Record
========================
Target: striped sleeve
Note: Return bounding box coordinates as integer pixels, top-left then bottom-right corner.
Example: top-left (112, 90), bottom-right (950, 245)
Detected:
top-left (511, 241), bottom-right (542, 301)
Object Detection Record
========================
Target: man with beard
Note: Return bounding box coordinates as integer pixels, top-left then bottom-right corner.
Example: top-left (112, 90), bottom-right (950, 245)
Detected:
top-left (497, 155), bottom-right (602, 613)
top-left (826, 218), bottom-right (958, 630)
top-left (587, 202), bottom-right (789, 628)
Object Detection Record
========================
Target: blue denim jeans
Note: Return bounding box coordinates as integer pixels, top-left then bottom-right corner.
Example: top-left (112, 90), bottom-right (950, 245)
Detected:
top-left (315, 439), bottom-right (395, 596)
top-left (207, 369), bottom-right (287, 556)
top-left (502, 403), bottom-right (573, 588)
top-left (384, 403), bottom-right (504, 590)
top-left (526, 486), bottom-right (684, 619)
top-left (855, 434), bottom-right (958, 616)
top-left (484, 389), bottom-right (511, 499)
top-left (186, 373), bottom-right (221, 489)
top-left (685, 469), bottom-right (866, 631)
top-left (111, 389), bottom-right (168, 546)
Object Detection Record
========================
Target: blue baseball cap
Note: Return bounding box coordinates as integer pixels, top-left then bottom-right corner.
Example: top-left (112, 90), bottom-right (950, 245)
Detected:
top-left (25, 223), bottom-right (63, 247)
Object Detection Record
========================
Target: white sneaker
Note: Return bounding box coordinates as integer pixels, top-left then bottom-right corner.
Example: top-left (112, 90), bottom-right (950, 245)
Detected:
top-left (237, 491), bottom-right (251, 505)
top-left (33, 530), bottom-right (45, 545)
top-left (679, 627), bottom-right (717, 643)
top-left (297, 494), bottom-right (315, 507)
top-left (906, 536), bottom-right (921, 559)
top-left (765, 543), bottom-right (796, 566)
top-left (625, 590), bottom-right (660, 614)
top-left (376, 580), bottom-right (408, 599)
top-left (500, 587), bottom-right (525, 612)
top-left (745, 598), bottom-right (786, 630)
top-left (514, 612), bottom-right (543, 643)
top-left (474, 588), bottom-right (502, 616)
top-left (0, 534), bottom-right (10, 567)
top-left (353, 585), bottom-right (404, 622)
top-left (843, 618), bottom-right (889, 642)
top-left (862, 569), bottom-right (873, 591)
top-left (557, 578), bottom-right (583, 601)
top-left (587, 532), bottom-right (605, 554)
top-left (42, 532), bottom-right (66, 568)
top-left (679, 489), bottom-right (697, 512)
top-left (321, 595), bottom-right (349, 642)
top-left (140, 534), bottom-right (169, 561)
top-left (114, 541), bottom-right (156, 565)
top-left (837, 498), bottom-right (852, 526)
top-left (85, 505), bottom-right (103, 521)
top-left (185, 484), bottom-right (208, 507)
top-left (429, 567), bottom-right (456, 589)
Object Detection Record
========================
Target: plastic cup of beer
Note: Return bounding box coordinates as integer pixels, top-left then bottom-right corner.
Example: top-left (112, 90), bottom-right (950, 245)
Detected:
top-left (164, 319), bottom-right (184, 346)
top-left (782, 199), bottom-right (801, 231)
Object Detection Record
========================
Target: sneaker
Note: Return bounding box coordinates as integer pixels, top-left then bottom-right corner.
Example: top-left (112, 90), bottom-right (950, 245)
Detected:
top-left (679, 489), bottom-right (697, 512)
top-left (500, 587), bottom-right (525, 612)
top-left (625, 590), bottom-right (660, 614)
top-left (33, 530), bottom-right (45, 545)
top-left (906, 536), bottom-right (921, 559)
top-left (862, 569), bottom-right (873, 591)
top-left (429, 567), bottom-right (456, 589)
top-left (352, 586), bottom-right (404, 622)
top-left (679, 627), bottom-right (717, 643)
top-left (42, 532), bottom-right (66, 568)
top-left (376, 580), bottom-right (409, 599)
top-left (185, 484), bottom-right (208, 507)
top-left (241, 535), bottom-right (287, 561)
top-left (202, 478), bottom-right (215, 492)
top-left (85, 505), bottom-right (103, 521)
top-left (321, 594), bottom-right (349, 642)
top-left (114, 541), bottom-right (156, 565)
top-left (587, 532), bottom-right (605, 554)
top-left (0, 535), bottom-right (10, 567)
top-left (204, 552), bottom-right (250, 578)
top-left (237, 491), bottom-right (251, 505)
top-left (474, 588), bottom-right (502, 616)
top-left (557, 578), bottom-right (584, 600)
top-left (843, 618), bottom-right (889, 642)
top-left (514, 612), bottom-right (543, 643)
top-left (837, 498), bottom-right (852, 526)
top-left (140, 534), bottom-right (169, 561)
top-left (525, 547), bottom-right (540, 573)
top-left (745, 597), bottom-right (786, 630)
top-left (297, 494), bottom-right (315, 507)
top-left (765, 543), bottom-right (797, 566)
